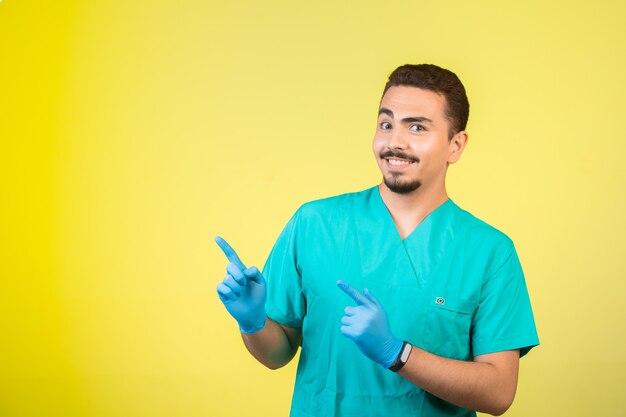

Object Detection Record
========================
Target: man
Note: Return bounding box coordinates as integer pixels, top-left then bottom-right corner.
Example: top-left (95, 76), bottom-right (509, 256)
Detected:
top-left (215, 64), bottom-right (539, 416)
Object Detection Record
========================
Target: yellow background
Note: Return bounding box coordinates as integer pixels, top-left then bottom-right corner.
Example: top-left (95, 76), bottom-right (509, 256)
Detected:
top-left (1, 0), bottom-right (625, 416)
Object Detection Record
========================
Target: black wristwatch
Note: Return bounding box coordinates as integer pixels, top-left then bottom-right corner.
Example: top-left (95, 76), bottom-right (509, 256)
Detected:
top-left (388, 341), bottom-right (412, 372)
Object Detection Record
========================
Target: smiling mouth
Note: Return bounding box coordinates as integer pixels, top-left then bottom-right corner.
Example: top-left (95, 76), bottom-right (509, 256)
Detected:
top-left (384, 157), bottom-right (416, 170)
top-left (386, 157), bottom-right (414, 166)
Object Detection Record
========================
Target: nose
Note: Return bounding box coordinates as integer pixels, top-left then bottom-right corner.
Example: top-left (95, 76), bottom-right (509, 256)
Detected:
top-left (387, 129), bottom-right (408, 150)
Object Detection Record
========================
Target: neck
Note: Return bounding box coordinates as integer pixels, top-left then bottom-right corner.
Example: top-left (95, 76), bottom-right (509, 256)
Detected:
top-left (378, 181), bottom-right (448, 215)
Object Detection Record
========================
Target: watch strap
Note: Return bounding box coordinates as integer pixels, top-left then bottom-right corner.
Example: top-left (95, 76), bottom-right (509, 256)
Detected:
top-left (388, 341), bottom-right (412, 372)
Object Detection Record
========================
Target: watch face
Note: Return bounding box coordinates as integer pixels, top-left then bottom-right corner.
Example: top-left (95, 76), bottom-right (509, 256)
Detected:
top-left (400, 344), bottom-right (412, 362)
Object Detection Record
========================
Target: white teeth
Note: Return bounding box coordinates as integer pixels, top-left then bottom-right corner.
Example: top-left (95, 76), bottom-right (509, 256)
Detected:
top-left (387, 158), bottom-right (412, 166)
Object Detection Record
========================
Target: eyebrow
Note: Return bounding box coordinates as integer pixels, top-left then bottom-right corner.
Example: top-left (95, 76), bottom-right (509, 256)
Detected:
top-left (378, 107), bottom-right (433, 125)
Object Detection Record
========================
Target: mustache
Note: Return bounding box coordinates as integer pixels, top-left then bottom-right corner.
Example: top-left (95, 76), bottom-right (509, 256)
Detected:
top-left (380, 150), bottom-right (419, 163)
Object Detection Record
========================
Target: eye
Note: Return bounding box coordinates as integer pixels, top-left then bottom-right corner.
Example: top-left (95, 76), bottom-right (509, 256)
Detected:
top-left (380, 121), bottom-right (392, 130)
top-left (409, 124), bottom-right (425, 132)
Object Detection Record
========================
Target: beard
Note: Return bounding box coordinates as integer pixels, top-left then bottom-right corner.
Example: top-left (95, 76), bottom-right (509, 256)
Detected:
top-left (378, 150), bottom-right (421, 194)
top-left (383, 172), bottom-right (421, 194)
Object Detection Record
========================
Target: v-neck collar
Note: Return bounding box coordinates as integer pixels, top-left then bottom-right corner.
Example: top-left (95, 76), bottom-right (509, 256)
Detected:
top-left (369, 185), bottom-right (460, 287)
top-left (372, 185), bottom-right (453, 243)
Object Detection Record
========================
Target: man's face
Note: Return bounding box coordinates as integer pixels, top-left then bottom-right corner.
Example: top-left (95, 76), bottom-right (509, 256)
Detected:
top-left (372, 85), bottom-right (461, 194)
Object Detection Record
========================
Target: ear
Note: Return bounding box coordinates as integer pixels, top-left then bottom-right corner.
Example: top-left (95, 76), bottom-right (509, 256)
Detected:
top-left (447, 130), bottom-right (469, 164)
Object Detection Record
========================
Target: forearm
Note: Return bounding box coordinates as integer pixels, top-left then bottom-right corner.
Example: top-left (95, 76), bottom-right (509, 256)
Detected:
top-left (397, 347), bottom-right (519, 416)
top-left (241, 317), bottom-right (300, 370)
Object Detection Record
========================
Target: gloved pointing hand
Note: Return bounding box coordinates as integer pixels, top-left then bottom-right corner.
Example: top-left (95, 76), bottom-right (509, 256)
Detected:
top-left (215, 236), bottom-right (267, 334)
top-left (337, 280), bottom-right (403, 369)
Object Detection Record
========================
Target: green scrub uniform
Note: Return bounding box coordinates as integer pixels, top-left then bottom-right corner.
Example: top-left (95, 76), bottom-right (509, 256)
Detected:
top-left (263, 186), bottom-right (539, 417)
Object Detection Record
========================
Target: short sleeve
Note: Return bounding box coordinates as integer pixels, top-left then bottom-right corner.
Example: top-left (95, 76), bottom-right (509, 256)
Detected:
top-left (472, 244), bottom-right (539, 358)
top-left (263, 209), bottom-right (306, 328)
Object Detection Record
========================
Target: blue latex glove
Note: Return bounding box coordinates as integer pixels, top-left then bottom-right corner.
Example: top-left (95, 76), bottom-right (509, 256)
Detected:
top-left (337, 280), bottom-right (403, 369)
top-left (215, 236), bottom-right (267, 334)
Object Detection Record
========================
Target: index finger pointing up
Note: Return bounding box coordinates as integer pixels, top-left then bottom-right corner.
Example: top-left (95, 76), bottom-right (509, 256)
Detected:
top-left (214, 236), bottom-right (247, 271)
top-left (337, 280), bottom-right (370, 306)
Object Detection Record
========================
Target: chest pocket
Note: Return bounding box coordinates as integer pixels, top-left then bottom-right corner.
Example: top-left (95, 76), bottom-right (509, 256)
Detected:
top-left (422, 294), bottom-right (476, 360)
